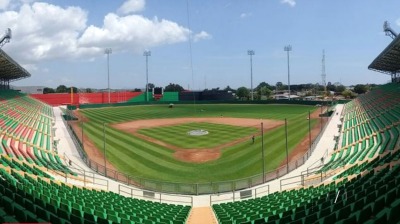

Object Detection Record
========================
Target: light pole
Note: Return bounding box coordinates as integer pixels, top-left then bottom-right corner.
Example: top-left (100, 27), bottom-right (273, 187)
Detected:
top-left (248, 50), bottom-right (255, 101)
top-left (284, 45), bottom-right (292, 100)
top-left (104, 48), bottom-right (112, 104)
top-left (143, 50), bottom-right (151, 102)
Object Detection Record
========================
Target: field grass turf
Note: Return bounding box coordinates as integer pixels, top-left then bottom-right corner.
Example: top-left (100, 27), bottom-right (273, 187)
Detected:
top-left (79, 104), bottom-right (318, 183)
top-left (138, 122), bottom-right (258, 149)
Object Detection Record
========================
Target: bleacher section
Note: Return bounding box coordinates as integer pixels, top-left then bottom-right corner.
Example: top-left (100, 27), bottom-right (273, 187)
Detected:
top-left (0, 168), bottom-right (190, 224)
top-left (212, 83), bottom-right (400, 224)
top-left (213, 165), bottom-right (400, 224)
top-left (0, 90), bottom-right (71, 174)
top-left (0, 90), bottom-right (191, 223)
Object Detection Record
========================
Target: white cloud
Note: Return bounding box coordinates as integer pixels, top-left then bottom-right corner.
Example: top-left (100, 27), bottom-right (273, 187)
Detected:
top-left (396, 18), bottom-right (400, 27)
top-left (117, 0), bottom-right (145, 15)
top-left (193, 31), bottom-right (211, 42)
top-left (0, 0), bottom-right (10, 10)
top-left (240, 12), bottom-right (252, 19)
top-left (0, 2), bottom-right (210, 65)
top-left (79, 13), bottom-right (191, 52)
top-left (0, 2), bottom-right (89, 62)
top-left (280, 0), bottom-right (296, 7)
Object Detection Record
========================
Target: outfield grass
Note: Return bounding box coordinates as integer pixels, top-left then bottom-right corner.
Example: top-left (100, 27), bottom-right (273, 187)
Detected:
top-left (138, 122), bottom-right (258, 149)
top-left (79, 104), bottom-right (318, 183)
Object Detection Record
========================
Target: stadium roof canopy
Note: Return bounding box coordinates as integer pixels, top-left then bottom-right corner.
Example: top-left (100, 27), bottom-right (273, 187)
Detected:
top-left (0, 48), bottom-right (30, 82)
top-left (368, 35), bottom-right (400, 74)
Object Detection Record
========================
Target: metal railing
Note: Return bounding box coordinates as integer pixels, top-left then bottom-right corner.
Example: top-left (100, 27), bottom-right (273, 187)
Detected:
top-left (209, 184), bottom-right (270, 205)
top-left (61, 108), bottom-right (333, 195)
top-left (118, 184), bottom-right (193, 206)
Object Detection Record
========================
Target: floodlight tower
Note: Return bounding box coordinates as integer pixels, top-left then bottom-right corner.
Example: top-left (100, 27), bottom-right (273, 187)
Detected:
top-left (322, 50), bottom-right (327, 96)
top-left (104, 48), bottom-right (112, 104)
top-left (143, 50), bottom-right (151, 102)
top-left (284, 45), bottom-right (292, 100)
top-left (383, 21), bottom-right (397, 39)
top-left (0, 28), bottom-right (11, 48)
top-left (248, 50), bottom-right (255, 101)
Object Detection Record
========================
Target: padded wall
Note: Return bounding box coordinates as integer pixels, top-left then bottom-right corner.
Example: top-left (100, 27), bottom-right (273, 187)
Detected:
top-left (30, 92), bottom-right (142, 106)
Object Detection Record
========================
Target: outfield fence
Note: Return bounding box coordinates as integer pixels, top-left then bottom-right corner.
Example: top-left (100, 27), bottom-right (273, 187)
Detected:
top-left (62, 105), bottom-right (333, 195)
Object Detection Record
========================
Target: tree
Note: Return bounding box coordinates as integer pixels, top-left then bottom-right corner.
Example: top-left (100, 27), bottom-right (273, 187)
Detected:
top-left (133, 88), bottom-right (142, 92)
top-left (335, 85), bottom-right (346, 93)
top-left (224, 85), bottom-right (235, 92)
top-left (342, 89), bottom-right (355, 99)
top-left (164, 83), bottom-right (184, 92)
top-left (43, 87), bottom-right (55, 94)
top-left (56, 85), bottom-right (68, 93)
top-left (326, 82), bottom-right (335, 92)
top-left (236, 87), bottom-right (250, 100)
top-left (256, 82), bottom-right (272, 91)
top-left (257, 86), bottom-right (272, 100)
top-left (68, 86), bottom-right (78, 93)
top-left (147, 83), bottom-right (155, 90)
top-left (353, 84), bottom-right (368, 94)
top-left (85, 88), bottom-right (93, 93)
top-left (276, 82), bottom-right (283, 91)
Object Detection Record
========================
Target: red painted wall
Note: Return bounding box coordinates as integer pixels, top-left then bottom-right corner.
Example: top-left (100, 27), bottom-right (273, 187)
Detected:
top-left (30, 92), bottom-right (141, 106)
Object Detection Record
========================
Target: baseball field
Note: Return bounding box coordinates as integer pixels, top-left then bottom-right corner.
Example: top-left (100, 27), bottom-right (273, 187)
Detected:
top-left (75, 104), bottom-right (319, 183)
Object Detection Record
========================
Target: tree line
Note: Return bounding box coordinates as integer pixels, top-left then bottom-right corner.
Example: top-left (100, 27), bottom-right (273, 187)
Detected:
top-left (44, 82), bottom-right (375, 100)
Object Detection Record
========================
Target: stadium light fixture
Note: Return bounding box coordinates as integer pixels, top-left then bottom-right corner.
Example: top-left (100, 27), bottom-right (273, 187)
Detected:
top-left (0, 28), bottom-right (11, 48)
top-left (247, 50), bottom-right (255, 101)
top-left (284, 45), bottom-right (292, 100)
top-left (104, 48), bottom-right (112, 104)
top-left (143, 50), bottom-right (151, 102)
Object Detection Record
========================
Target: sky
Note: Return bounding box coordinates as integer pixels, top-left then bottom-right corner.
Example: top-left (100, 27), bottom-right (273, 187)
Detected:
top-left (1, 0), bottom-right (399, 90)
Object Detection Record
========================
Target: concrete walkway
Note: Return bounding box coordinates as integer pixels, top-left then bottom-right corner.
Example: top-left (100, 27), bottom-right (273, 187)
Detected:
top-left (52, 104), bottom-right (344, 207)
top-left (186, 207), bottom-right (218, 224)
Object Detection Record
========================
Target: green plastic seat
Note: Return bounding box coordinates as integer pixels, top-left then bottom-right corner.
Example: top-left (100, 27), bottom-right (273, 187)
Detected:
top-left (108, 214), bottom-right (121, 223)
top-left (70, 214), bottom-right (84, 224)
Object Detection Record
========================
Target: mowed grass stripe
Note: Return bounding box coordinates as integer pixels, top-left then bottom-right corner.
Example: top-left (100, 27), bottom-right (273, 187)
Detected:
top-left (80, 104), bottom-right (319, 182)
top-left (138, 122), bottom-right (258, 149)
top-left (81, 104), bottom-right (314, 123)
top-left (84, 125), bottom-right (208, 179)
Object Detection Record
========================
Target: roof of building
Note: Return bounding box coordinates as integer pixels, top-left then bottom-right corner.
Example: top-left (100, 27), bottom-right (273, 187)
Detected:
top-left (368, 35), bottom-right (400, 74)
top-left (0, 48), bottom-right (31, 82)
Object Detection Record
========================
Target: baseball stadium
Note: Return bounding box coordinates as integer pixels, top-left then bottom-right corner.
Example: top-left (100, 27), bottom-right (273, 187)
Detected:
top-left (1, 5), bottom-right (400, 224)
